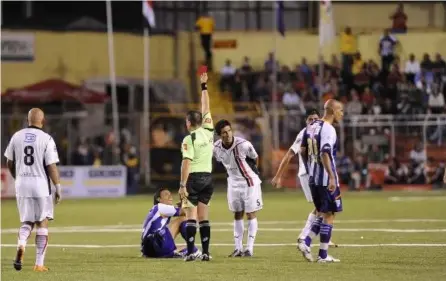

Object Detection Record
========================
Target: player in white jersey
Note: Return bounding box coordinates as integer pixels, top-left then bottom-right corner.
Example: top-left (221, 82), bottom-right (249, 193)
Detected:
top-left (272, 109), bottom-right (337, 248)
top-left (4, 108), bottom-right (62, 272)
top-left (213, 119), bottom-right (263, 257)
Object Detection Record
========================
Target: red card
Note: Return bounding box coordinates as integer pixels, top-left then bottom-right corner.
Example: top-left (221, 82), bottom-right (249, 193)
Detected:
top-left (197, 65), bottom-right (208, 75)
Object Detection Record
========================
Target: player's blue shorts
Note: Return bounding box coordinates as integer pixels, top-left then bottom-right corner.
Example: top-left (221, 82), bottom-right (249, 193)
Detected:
top-left (310, 183), bottom-right (343, 213)
top-left (141, 227), bottom-right (177, 258)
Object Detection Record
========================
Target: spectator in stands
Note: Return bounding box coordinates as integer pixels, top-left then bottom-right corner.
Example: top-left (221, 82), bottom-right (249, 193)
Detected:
top-left (432, 53), bottom-right (446, 80)
top-left (425, 158), bottom-right (445, 188)
top-left (384, 157), bottom-right (408, 184)
top-left (103, 132), bottom-right (120, 165)
top-left (409, 142), bottom-right (427, 164)
top-left (278, 65), bottom-right (293, 93)
top-left (299, 58), bottom-right (314, 85)
top-left (231, 71), bottom-right (245, 102)
top-left (92, 148), bottom-right (102, 167)
top-left (407, 159), bottom-right (425, 184)
top-left (265, 52), bottom-right (279, 73)
top-left (282, 86), bottom-right (305, 113)
top-left (195, 12), bottom-right (215, 70)
top-left (72, 137), bottom-right (93, 166)
top-left (240, 56), bottom-right (253, 75)
top-left (368, 144), bottom-right (385, 163)
top-left (253, 75), bottom-right (271, 102)
top-left (351, 155), bottom-right (369, 190)
top-left (220, 59), bottom-right (236, 91)
top-left (346, 89), bottom-right (363, 115)
top-left (124, 146), bottom-right (139, 195)
top-left (300, 87), bottom-right (317, 111)
top-left (416, 71), bottom-right (433, 96)
top-left (420, 53), bottom-right (434, 73)
top-left (340, 26), bottom-right (357, 75)
top-left (382, 97), bottom-right (397, 114)
top-left (404, 54), bottom-right (420, 84)
top-left (336, 151), bottom-right (353, 186)
top-left (378, 29), bottom-right (398, 72)
top-left (361, 87), bottom-right (375, 109)
top-left (352, 52), bottom-right (364, 76)
top-left (389, 3), bottom-right (407, 33)
top-left (330, 54), bottom-right (341, 78)
top-left (428, 83), bottom-right (445, 114)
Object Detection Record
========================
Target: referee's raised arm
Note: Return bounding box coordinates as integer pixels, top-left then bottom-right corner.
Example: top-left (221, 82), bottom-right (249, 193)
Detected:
top-left (200, 73), bottom-right (214, 131)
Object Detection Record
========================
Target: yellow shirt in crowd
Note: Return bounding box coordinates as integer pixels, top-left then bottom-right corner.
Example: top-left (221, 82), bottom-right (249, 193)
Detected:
top-left (340, 32), bottom-right (357, 55)
top-left (196, 16), bottom-right (215, 35)
top-left (352, 59), bottom-right (364, 75)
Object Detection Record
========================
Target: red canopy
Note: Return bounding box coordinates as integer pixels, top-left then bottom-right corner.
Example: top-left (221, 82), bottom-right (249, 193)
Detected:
top-left (2, 79), bottom-right (109, 104)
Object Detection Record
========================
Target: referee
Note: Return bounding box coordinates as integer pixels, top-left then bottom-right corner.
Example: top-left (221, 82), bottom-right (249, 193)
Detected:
top-left (179, 72), bottom-right (214, 262)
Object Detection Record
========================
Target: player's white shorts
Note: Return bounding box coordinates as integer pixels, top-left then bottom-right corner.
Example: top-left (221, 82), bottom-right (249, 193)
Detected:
top-left (227, 184), bottom-right (263, 213)
top-left (298, 174), bottom-right (313, 203)
top-left (16, 196), bottom-right (54, 223)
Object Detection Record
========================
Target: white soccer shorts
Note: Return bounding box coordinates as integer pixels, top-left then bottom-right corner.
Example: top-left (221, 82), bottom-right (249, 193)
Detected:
top-left (16, 196), bottom-right (54, 223)
top-left (227, 183), bottom-right (263, 213)
top-left (298, 174), bottom-right (313, 203)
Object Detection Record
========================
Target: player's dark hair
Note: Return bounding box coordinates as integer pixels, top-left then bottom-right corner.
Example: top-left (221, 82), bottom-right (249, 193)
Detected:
top-left (153, 187), bottom-right (169, 205)
top-left (186, 110), bottom-right (202, 127)
top-left (305, 108), bottom-right (320, 118)
top-left (215, 119), bottom-right (231, 135)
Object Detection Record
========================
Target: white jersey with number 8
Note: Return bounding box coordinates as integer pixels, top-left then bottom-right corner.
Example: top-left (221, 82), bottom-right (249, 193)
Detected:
top-left (4, 126), bottom-right (60, 198)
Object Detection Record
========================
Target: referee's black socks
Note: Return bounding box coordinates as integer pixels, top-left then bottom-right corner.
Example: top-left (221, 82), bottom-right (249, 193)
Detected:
top-left (199, 220), bottom-right (211, 254)
top-left (186, 220), bottom-right (197, 255)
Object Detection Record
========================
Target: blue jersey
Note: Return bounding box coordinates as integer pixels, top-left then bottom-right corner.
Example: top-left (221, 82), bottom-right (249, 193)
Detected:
top-left (302, 120), bottom-right (339, 187)
top-left (141, 203), bottom-right (180, 240)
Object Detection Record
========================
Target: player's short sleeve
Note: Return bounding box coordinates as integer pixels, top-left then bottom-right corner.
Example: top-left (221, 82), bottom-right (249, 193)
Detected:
top-left (181, 135), bottom-right (194, 161)
top-left (245, 142), bottom-right (258, 159)
top-left (4, 135), bottom-right (15, 161)
top-left (157, 203), bottom-right (180, 217)
top-left (320, 125), bottom-right (337, 154)
top-left (290, 129), bottom-right (305, 154)
top-left (202, 112), bottom-right (214, 130)
top-left (44, 138), bottom-right (60, 166)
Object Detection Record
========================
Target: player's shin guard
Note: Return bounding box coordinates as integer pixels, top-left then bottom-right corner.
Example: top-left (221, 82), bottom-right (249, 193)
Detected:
top-left (318, 223), bottom-right (333, 259)
top-left (35, 228), bottom-right (48, 266)
top-left (17, 224), bottom-right (33, 250)
top-left (305, 217), bottom-right (322, 247)
top-left (199, 220), bottom-right (211, 255)
top-left (185, 220), bottom-right (197, 255)
top-left (234, 220), bottom-right (244, 251)
top-left (180, 221), bottom-right (188, 241)
top-left (299, 212), bottom-right (317, 240)
top-left (247, 218), bottom-right (258, 253)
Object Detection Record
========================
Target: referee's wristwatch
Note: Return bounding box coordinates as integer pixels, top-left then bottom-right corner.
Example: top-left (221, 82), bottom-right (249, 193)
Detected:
top-left (180, 183), bottom-right (186, 189)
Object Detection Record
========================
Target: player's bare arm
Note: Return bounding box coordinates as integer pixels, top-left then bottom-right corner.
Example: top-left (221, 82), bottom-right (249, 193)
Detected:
top-left (321, 153), bottom-right (336, 192)
top-left (47, 163), bottom-right (62, 204)
top-left (200, 73), bottom-right (210, 115)
top-left (272, 150), bottom-right (296, 188)
top-left (443, 167), bottom-right (446, 183)
top-left (6, 159), bottom-right (15, 179)
top-left (179, 159), bottom-right (191, 201)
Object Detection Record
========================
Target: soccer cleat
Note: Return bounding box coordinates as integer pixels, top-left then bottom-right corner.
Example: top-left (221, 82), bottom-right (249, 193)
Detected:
top-left (242, 249), bottom-right (253, 257)
top-left (13, 246), bottom-right (25, 271)
top-left (317, 255), bottom-right (340, 263)
top-left (297, 239), bottom-right (313, 262)
top-left (184, 254), bottom-right (197, 262)
top-left (200, 253), bottom-right (211, 261)
top-left (329, 240), bottom-right (338, 248)
top-left (228, 249), bottom-right (243, 257)
top-left (33, 265), bottom-right (49, 272)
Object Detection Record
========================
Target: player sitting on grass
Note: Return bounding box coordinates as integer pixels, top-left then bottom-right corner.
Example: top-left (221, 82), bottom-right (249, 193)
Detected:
top-left (141, 188), bottom-right (201, 258)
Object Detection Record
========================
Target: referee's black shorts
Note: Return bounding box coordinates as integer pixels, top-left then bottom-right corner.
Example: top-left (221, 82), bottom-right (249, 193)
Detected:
top-left (185, 172), bottom-right (213, 207)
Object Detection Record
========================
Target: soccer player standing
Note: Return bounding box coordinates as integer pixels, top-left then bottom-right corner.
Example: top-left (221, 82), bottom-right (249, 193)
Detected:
top-left (299, 99), bottom-right (344, 263)
top-left (179, 72), bottom-right (214, 262)
top-left (4, 108), bottom-right (62, 272)
top-left (213, 120), bottom-right (263, 257)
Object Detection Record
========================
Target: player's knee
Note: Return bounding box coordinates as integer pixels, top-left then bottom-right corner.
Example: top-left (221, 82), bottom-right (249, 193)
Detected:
top-left (246, 212), bottom-right (256, 220)
top-left (321, 212), bottom-right (335, 224)
top-left (234, 211), bottom-right (244, 220)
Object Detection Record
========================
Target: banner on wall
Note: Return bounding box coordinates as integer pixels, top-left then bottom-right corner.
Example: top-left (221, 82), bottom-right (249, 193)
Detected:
top-left (1, 166), bottom-right (127, 199)
top-left (1, 33), bottom-right (35, 62)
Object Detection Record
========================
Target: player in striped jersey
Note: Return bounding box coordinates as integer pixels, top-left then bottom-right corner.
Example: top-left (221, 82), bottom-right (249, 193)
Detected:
top-left (213, 120), bottom-right (263, 257)
top-left (272, 109), bottom-right (337, 248)
top-left (299, 99), bottom-right (344, 263)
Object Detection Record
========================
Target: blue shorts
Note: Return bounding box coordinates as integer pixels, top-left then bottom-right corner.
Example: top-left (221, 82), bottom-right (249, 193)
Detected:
top-left (141, 227), bottom-right (177, 258)
top-left (310, 184), bottom-right (343, 213)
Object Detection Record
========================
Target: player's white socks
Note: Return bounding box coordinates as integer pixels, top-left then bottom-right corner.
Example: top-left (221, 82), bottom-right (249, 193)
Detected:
top-left (17, 224), bottom-right (33, 250)
top-left (234, 220), bottom-right (244, 251)
top-left (247, 218), bottom-right (258, 253)
top-left (35, 228), bottom-right (48, 266)
top-left (299, 212), bottom-right (317, 240)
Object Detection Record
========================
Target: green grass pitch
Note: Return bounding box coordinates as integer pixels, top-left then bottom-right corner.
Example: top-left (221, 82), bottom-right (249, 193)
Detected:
top-left (2, 189), bottom-right (446, 281)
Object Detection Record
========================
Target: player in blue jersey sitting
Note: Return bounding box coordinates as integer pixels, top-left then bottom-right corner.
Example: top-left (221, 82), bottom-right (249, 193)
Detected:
top-left (141, 188), bottom-right (201, 258)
